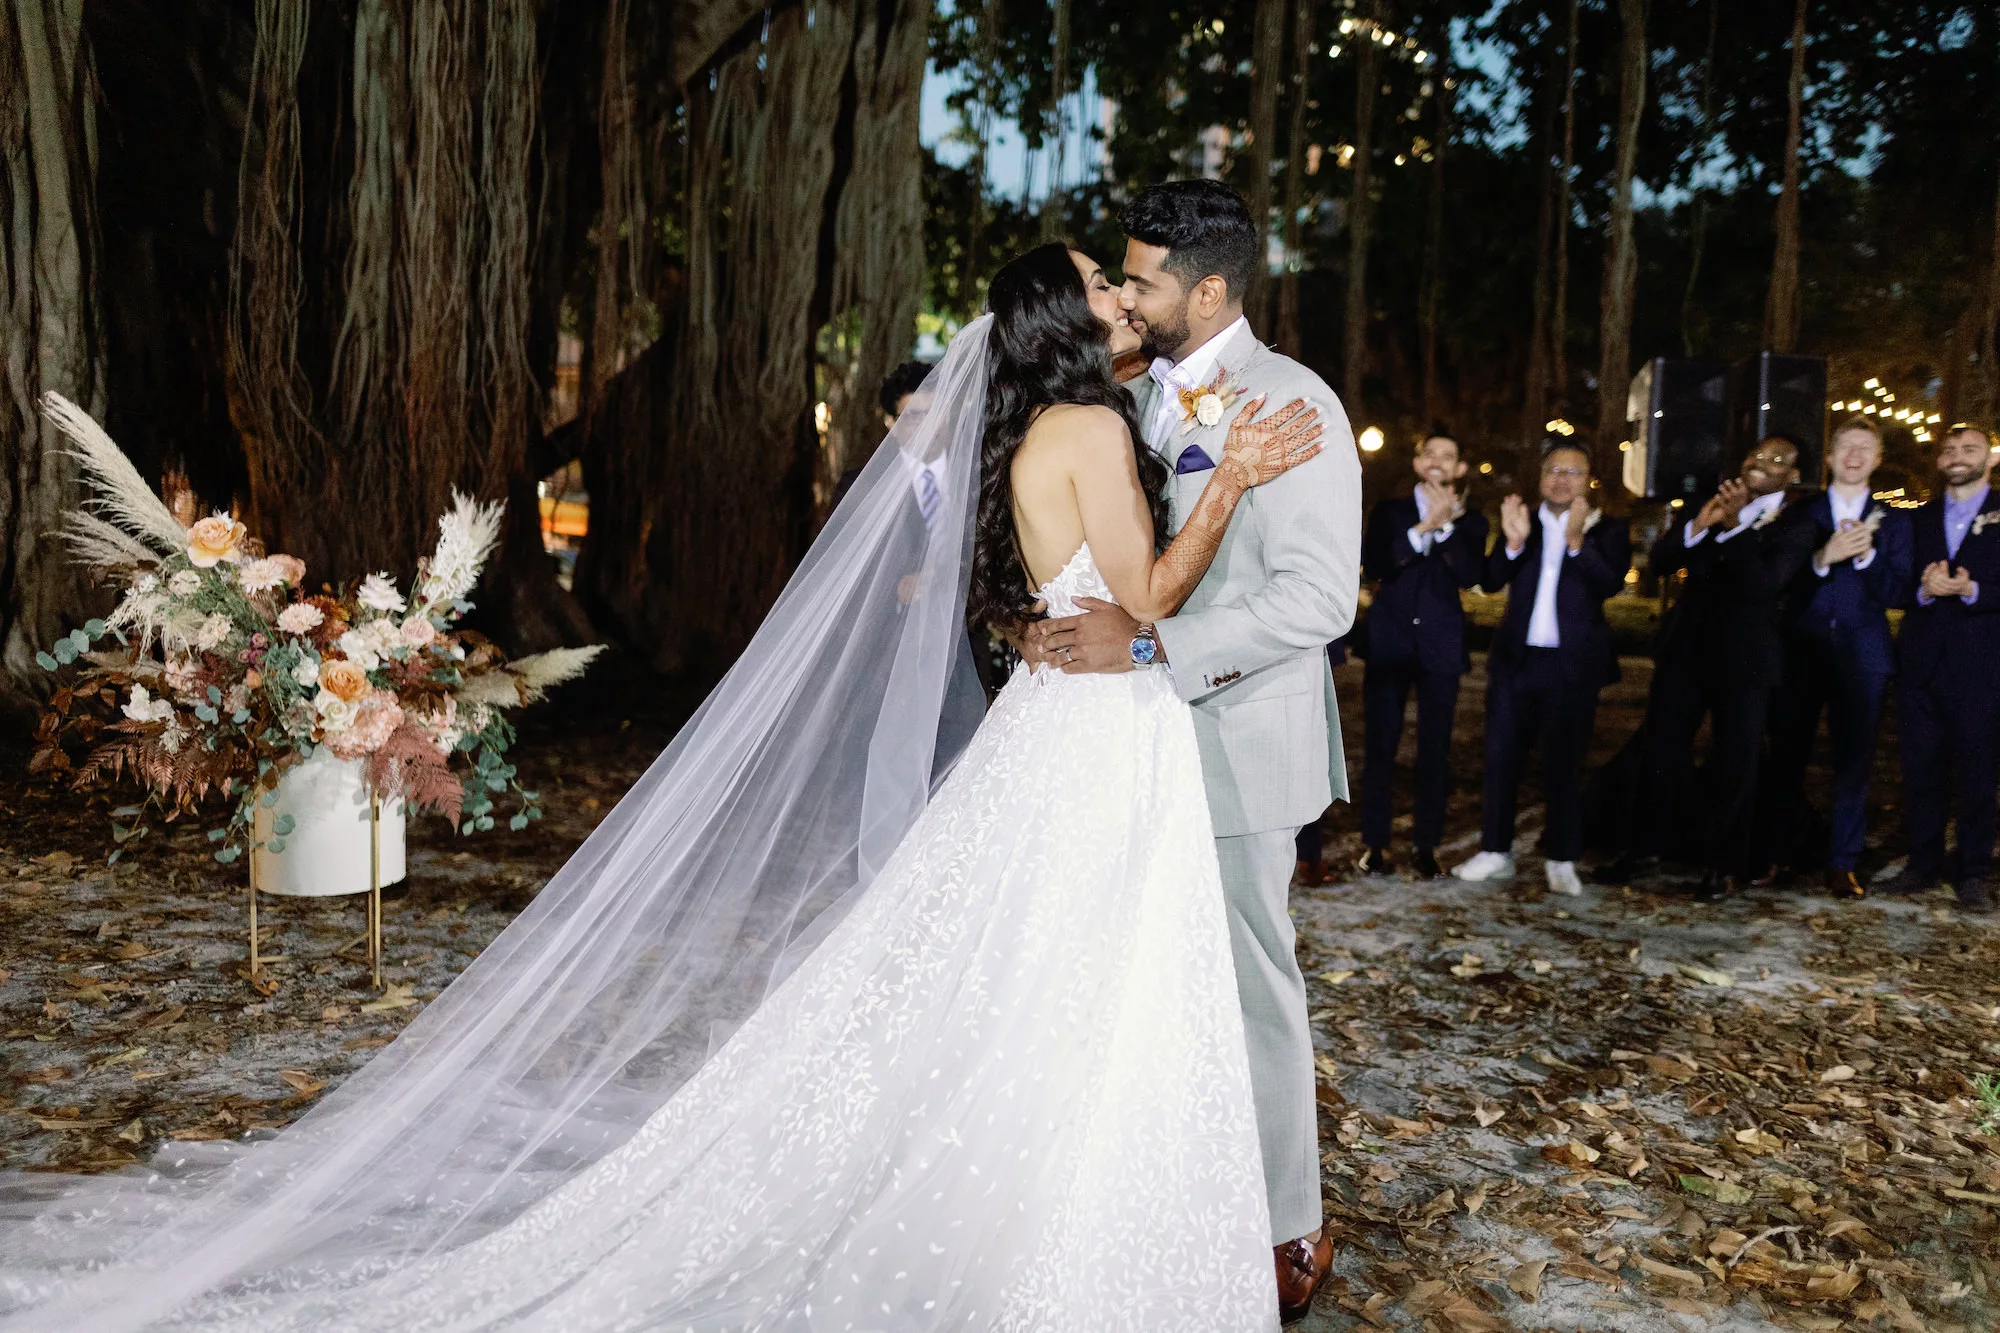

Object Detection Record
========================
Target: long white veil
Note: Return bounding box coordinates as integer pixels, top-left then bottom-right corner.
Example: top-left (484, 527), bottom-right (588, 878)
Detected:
top-left (0, 318), bottom-right (997, 1329)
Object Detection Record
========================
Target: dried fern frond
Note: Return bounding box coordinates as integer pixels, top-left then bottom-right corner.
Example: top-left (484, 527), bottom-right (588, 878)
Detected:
top-left (38, 393), bottom-right (187, 555)
top-left (364, 724), bottom-right (464, 822)
top-left (60, 510), bottom-right (157, 570)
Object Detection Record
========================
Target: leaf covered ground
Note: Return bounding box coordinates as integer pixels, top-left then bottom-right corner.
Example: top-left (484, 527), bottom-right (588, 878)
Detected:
top-left (2, 652), bottom-right (1995, 1331)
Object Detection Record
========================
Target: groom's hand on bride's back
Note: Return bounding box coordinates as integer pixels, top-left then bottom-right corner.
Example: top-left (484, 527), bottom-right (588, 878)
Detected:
top-left (1027, 597), bottom-right (1145, 674)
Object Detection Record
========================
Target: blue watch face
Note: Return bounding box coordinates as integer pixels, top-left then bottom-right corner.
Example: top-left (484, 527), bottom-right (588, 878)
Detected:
top-left (1130, 636), bottom-right (1159, 665)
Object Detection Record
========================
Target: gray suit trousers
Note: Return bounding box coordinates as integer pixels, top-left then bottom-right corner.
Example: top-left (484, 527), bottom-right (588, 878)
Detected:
top-left (1216, 828), bottom-right (1319, 1243)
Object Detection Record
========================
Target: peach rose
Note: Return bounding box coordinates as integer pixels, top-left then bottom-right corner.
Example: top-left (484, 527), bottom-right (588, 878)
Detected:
top-left (186, 514), bottom-right (248, 568)
top-left (267, 554), bottom-right (306, 587)
top-left (319, 658), bottom-right (370, 703)
top-left (399, 616), bottom-right (438, 648)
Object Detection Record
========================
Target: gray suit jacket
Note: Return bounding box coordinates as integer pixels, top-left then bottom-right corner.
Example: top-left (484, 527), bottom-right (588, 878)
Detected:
top-left (1134, 322), bottom-right (1361, 837)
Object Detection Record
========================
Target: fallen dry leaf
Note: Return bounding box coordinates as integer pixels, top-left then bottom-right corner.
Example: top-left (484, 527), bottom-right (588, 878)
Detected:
top-left (1505, 1258), bottom-right (1547, 1302)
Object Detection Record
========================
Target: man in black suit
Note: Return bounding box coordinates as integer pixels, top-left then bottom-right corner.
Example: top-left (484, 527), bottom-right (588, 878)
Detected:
top-left (1757, 416), bottom-right (1914, 896)
top-left (1354, 430), bottom-right (1488, 879)
top-left (1622, 437), bottom-right (1815, 900)
top-left (1454, 442), bottom-right (1632, 896)
top-left (1880, 424), bottom-right (2000, 913)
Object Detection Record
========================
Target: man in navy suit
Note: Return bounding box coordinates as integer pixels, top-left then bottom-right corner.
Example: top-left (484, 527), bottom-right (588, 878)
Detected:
top-left (1454, 442), bottom-right (1632, 896)
top-left (1880, 424), bottom-right (2000, 913)
top-left (1757, 416), bottom-right (1914, 896)
top-left (1355, 430), bottom-right (1488, 880)
top-left (1624, 437), bottom-right (1816, 900)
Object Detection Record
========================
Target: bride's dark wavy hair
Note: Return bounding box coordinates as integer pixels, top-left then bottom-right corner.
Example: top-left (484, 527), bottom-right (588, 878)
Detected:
top-left (970, 242), bottom-right (1168, 630)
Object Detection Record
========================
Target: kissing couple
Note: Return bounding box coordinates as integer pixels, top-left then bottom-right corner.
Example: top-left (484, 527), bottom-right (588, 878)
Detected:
top-left (0, 180), bottom-right (1361, 1331)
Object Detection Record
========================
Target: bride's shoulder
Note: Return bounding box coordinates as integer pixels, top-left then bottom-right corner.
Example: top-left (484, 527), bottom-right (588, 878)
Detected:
top-left (1020, 402), bottom-right (1130, 457)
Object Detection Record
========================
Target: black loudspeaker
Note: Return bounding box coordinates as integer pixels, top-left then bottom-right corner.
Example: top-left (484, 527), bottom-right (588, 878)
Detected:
top-left (1622, 357), bottom-right (1730, 502)
top-left (1728, 353), bottom-right (1828, 485)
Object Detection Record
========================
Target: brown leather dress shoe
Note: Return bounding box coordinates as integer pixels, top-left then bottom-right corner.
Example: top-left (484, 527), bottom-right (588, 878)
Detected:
top-left (1275, 1231), bottom-right (1334, 1324)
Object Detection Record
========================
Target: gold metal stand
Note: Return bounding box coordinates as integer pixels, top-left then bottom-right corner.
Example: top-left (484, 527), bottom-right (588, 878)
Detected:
top-left (247, 797), bottom-right (386, 992)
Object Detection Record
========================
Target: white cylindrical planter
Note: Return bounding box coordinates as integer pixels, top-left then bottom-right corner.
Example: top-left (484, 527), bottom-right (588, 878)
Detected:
top-left (250, 749), bottom-right (407, 898)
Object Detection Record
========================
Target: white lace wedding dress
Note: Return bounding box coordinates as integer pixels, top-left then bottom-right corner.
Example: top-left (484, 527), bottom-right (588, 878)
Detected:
top-left (155, 543), bottom-right (1273, 1332)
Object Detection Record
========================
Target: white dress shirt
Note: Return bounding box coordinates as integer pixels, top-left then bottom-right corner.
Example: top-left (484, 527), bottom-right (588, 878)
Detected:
top-left (1812, 486), bottom-right (1878, 577)
top-left (1146, 315), bottom-right (1250, 450)
top-left (1683, 489), bottom-right (1783, 547)
top-left (1407, 486), bottom-right (1457, 554)
top-left (1504, 503), bottom-right (1577, 648)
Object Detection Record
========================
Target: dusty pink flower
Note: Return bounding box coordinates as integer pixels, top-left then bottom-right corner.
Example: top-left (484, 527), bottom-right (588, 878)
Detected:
top-left (399, 616), bottom-right (438, 648)
top-left (267, 554), bottom-right (306, 587)
top-left (328, 690), bottom-right (404, 759)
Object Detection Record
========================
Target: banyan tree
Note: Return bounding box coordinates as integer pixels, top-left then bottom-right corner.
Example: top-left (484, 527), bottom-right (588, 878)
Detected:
top-left (0, 0), bottom-right (930, 710)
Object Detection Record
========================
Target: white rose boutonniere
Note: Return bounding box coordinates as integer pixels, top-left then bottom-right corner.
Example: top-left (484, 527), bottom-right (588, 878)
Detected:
top-left (1177, 366), bottom-right (1248, 436)
top-left (1972, 510), bottom-right (2000, 537)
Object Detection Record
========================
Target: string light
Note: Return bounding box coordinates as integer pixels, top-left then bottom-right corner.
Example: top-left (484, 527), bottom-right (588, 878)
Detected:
top-left (1545, 418), bottom-right (1576, 437)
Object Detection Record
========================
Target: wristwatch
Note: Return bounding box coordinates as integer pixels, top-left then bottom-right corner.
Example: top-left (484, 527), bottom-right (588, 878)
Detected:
top-left (1129, 623), bottom-right (1160, 667)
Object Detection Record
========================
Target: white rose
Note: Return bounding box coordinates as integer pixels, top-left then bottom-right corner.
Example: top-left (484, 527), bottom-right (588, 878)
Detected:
top-left (314, 690), bottom-right (357, 731)
top-left (169, 570), bottom-right (202, 598)
top-left (121, 685), bottom-right (175, 724)
top-left (196, 612), bottom-right (233, 651)
top-left (293, 656), bottom-right (320, 688)
top-left (336, 629), bottom-right (382, 671)
top-left (357, 572), bottom-right (407, 614)
top-left (1195, 393), bottom-right (1224, 428)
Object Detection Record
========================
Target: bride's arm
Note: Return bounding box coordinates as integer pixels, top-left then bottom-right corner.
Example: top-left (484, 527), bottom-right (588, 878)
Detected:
top-left (1073, 399), bottom-right (1322, 623)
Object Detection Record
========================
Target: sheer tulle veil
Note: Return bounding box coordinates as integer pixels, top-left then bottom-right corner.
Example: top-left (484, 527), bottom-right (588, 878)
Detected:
top-left (0, 317), bottom-right (998, 1328)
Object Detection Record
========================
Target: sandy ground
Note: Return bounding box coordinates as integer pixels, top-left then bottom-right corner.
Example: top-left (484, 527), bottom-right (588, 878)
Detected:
top-left (3, 650), bottom-right (1996, 1331)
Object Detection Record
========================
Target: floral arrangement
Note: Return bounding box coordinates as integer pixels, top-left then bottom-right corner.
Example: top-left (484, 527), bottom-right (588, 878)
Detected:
top-left (28, 392), bottom-right (602, 862)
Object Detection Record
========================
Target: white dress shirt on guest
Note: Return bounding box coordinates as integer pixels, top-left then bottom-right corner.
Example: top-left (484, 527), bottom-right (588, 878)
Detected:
top-left (1504, 503), bottom-right (1577, 648)
top-left (1812, 487), bottom-right (1879, 577)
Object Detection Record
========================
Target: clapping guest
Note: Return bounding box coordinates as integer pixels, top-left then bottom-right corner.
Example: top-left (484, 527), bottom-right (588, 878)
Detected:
top-left (1623, 437), bottom-right (1815, 901)
top-left (1455, 443), bottom-right (1632, 896)
top-left (1757, 417), bottom-right (1913, 896)
top-left (1879, 424), bottom-right (2000, 913)
top-left (1354, 430), bottom-right (1488, 879)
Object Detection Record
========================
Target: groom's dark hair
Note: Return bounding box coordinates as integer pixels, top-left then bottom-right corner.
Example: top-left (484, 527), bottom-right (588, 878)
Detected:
top-left (1120, 180), bottom-right (1259, 307)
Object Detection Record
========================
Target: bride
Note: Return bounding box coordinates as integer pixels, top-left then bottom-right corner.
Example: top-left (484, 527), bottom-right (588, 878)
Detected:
top-left (0, 243), bottom-right (1320, 1331)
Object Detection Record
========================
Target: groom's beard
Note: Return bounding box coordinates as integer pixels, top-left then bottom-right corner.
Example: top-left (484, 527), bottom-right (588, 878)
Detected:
top-left (1136, 302), bottom-right (1193, 363)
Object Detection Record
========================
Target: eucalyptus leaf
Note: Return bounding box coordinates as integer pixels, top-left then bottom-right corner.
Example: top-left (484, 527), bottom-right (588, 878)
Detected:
top-left (34, 651), bottom-right (58, 672)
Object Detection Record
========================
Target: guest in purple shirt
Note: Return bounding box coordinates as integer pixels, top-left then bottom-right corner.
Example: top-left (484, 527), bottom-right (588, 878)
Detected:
top-left (1881, 425), bottom-right (2000, 912)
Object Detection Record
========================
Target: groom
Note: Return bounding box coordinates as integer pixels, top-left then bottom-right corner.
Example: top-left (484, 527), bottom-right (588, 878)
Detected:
top-left (1028, 179), bottom-right (1361, 1322)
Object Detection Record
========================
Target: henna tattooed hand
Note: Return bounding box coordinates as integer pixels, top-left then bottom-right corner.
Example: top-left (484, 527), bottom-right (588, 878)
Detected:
top-left (1217, 397), bottom-right (1324, 490)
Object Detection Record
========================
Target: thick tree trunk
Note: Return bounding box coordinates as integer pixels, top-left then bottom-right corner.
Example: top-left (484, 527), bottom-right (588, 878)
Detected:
top-left (822, 0), bottom-right (929, 482)
top-left (576, 0), bottom-right (928, 677)
top-left (1522, 13), bottom-right (1558, 446)
top-left (0, 0), bottom-right (103, 711)
top-left (1764, 0), bottom-right (1807, 353)
top-left (1595, 0), bottom-right (1647, 486)
top-left (227, 0), bottom-right (587, 651)
top-left (1680, 0), bottom-right (1718, 357)
top-left (1343, 0), bottom-right (1382, 411)
top-left (1245, 0), bottom-right (1287, 328)
top-left (1551, 0), bottom-right (1578, 412)
top-left (1039, 0), bottom-right (1070, 238)
top-left (1274, 0), bottom-right (1317, 356)
top-left (1419, 62), bottom-right (1450, 426)
top-left (1984, 168), bottom-right (2000, 421)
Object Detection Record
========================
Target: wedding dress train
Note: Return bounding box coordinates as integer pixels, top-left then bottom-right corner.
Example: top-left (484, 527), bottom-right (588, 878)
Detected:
top-left (101, 543), bottom-right (1275, 1332)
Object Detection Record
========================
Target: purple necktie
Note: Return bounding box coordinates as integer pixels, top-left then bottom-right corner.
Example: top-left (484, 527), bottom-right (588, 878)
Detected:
top-left (1175, 444), bottom-right (1215, 475)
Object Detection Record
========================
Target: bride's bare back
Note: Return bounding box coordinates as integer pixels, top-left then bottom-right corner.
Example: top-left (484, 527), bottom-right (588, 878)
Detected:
top-left (1010, 397), bottom-right (1323, 621)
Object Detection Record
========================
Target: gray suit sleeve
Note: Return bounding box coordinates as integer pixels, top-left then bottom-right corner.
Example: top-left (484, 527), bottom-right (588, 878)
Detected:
top-left (1153, 379), bottom-right (1361, 703)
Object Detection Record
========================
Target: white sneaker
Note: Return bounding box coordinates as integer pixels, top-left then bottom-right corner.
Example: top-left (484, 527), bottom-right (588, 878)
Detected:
top-left (1453, 851), bottom-right (1516, 882)
top-left (1545, 860), bottom-right (1584, 896)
